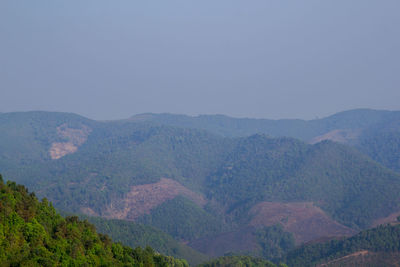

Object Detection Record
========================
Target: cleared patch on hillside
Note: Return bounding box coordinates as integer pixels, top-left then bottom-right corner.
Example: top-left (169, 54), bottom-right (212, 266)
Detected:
top-left (310, 129), bottom-right (360, 144)
top-left (372, 210), bottom-right (400, 227)
top-left (49, 124), bottom-right (91, 159)
top-left (249, 202), bottom-right (356, 244)
top-left (317, 251), bottom-right (400, 267)
top-left (189, 226), bottom-right (259, 258)
top-left (103, 178), bottom-right (207, 220)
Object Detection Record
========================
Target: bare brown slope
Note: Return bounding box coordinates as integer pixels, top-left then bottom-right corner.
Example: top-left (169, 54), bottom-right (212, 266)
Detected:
top-left (372, 211), bottom-right (400, 227)
top-left (49, 123), bottom-right (91, 159)
top-left (249, 202), bottom-right (356, 244)
top-left (101, 178), bottom-right (206, 220)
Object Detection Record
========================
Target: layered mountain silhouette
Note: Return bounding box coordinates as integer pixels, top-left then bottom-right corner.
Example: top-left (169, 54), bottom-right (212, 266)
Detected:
top-left (1, 109), bottom-right (400, 261)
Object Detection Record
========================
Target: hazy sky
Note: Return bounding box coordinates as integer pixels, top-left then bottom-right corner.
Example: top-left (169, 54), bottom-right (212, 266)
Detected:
top-left (1, 1), bottom-right (399, 120)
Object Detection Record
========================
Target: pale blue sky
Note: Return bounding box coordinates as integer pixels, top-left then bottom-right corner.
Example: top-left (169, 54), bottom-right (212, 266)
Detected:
top-left (1, 1), bottom-right (399, 120)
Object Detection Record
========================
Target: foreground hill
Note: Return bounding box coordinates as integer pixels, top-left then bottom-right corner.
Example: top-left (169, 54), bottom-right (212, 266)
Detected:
top-left (0, 175), bottom-right (188, 266)
top-left (1, 110), bottom-right (400, 258)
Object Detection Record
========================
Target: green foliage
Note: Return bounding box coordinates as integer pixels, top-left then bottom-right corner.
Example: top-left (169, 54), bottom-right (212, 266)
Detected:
top-left (358, 123), bottom-right (400, 172)
top-left (255, 225), bottom-right (295, 260)
top-left (133, 110), bottom-right (400, 173)
top-left (0, 177), bottom-right (188, 266)
top-left (0, 113), bottom-right (232, 216)
top-left (80, 214), bottom-right (209, 266)
top-left (2, 110), bottom-right (400, 260)
top-left (283, 223), bottom-right (400, 266)
top-left (198, 255), bottom-right (279, 267)
top-left (207, 136), bottom-right (400, 229)
top-left (137, 196), bottom-right (227, 241)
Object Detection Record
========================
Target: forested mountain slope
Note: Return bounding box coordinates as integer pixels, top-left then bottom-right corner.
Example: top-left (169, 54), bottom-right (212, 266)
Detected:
top-left (207, 135), bottom-right (400, 229)
top-left (1, 111), bottom-right (400, 259)
top-left (79, 215), bottom-right (209, 266)
top-left (283, 222), bottom-right (400, 267)
top-left (130, 109), bottom-right (398, 140)
top-left (131, 109), bottom-right (400, 172)
top-left (0, 175), bottom-right (188, 266)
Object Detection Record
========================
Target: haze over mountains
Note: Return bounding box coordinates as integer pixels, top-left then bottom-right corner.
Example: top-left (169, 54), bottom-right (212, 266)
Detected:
top-left (1, 108), bottom-right (400, 265)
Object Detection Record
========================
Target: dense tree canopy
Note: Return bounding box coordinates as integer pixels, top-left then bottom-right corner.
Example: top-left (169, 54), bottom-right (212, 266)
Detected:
top-left (0, 175), bottom-right (188, 266)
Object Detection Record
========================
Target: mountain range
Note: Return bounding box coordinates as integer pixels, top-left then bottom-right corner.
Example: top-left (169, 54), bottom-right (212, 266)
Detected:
top-left (1, 109), bottom-right (400, 264)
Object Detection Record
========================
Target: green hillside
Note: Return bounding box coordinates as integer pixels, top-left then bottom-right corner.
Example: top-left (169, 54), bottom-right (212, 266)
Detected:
top-left (0, 112), bottom-right (232, 215)
top-left (82, 215), bottom-right (209, 266)
top-left (131, 109), bottom-right (400, 172)
top-left (283, 223), bottom-right (400, 266)
top-left (2, 111), bottom-right (400, 258)
top-left (198, 255), bottom-right (282, 267)
top-left (137, 196), bottom-right (228, 241)
top-left (130, 109), bottom-right (400, 140)
top-left (0, 175), bottom-right (188, 266)
top-left (207, 135), bottom-right (400, 229)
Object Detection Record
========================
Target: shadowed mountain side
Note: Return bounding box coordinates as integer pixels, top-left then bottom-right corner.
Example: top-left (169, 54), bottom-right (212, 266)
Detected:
top-left (189, 226), bottom-right (259, 258)
top-left (136, 196), bottom-right (228, 242)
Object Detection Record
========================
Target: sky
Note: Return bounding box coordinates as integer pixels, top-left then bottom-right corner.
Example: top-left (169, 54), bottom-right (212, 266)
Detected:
top-left (1, 1), bottom-right (400, 120)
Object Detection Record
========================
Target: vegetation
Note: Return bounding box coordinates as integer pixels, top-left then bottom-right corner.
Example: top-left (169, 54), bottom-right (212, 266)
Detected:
top-left (198, 255), bottom-right (283, 267)
top-left (358, 123), bottom-right (400, 172)
top-left (0, 175), bottom-right (188, 266)
top-left (81, 215), bottom-right (209, 266)
top-left (137, 196), bottom-right (228, 241)
top-left (130, 109), bottom-right (400, 140)
top-left (2, 110), bottom-right (400, 259)
top-left (207, 136), bottom-right (400, 229)
top-left (133, 110), bottom-right (400, 172)
top-left (255, 225), bottom-right (295, 260)
top-left (283, 223), bottom-right (400, 266)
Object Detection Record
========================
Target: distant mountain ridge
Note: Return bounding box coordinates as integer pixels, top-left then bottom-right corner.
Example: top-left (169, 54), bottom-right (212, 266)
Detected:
top-left (129, 109), bottom-right (399, 139)
top-left (130, 109), bottom-right (400, 172)
top-left (1, 109), bottom-right (400, 260)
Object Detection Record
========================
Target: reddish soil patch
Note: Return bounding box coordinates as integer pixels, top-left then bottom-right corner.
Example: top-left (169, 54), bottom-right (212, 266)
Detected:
top-left (189, 226), bottom-right (259, 257)
top-left (103, 178), bottom-right (207, 220)
top-left (249, 202), bottom-right (356, 244)
top-left (310, 129), bottom-right (360, 144)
